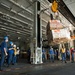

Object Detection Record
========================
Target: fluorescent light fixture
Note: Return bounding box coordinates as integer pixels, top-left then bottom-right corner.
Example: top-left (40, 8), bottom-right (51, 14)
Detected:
top-left (4, 23), bottom-right (8, 25)
top-left (30, 27), bottom-right (32, 29)
top-left (17, 31), bottom-right (20, 34)
top-left (18, 37), bottom-right (21, 39)
top-left (30, 0), bottom-right (33, 2)
top-left (1, 3), bottom-right (10, 9)
top-left (49, 3), bottom-right (52, 7)
top-left (1, 27), bottom-right (7, 30)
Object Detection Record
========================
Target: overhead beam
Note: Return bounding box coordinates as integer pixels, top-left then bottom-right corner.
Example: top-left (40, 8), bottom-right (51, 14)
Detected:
top-left (9, 0), bottom-right (50, 24)
top-left (0, 4), bottom-right (33, 26)
top-left (0, 17), bottom-right (32, 33)
top-left (58, 0), bottom-right (75, 26)
top-left (9, 0), bottom-right (34, 15)
top-left (0, 23), bottom-right (30, 35)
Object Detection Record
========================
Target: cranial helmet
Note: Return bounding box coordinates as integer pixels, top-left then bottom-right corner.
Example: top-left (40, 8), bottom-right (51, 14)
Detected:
top-left (4, 36), bottom-right (8, 40)
top-left (9, 41), bottom-right (13, 45)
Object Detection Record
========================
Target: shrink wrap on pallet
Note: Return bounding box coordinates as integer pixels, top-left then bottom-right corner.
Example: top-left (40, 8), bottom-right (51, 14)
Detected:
top-left (46, 20), bottom-right (71, 45)
top-left (47, 20), bottom-right (63, 30)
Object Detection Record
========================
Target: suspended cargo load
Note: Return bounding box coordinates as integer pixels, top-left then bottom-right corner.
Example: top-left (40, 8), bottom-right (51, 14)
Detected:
top-left (47, 28), bottom-right (71, 45)
top-left (47, 20), bottom-right (64, 30)
top-left (46, 20), bottom-right (71, 45)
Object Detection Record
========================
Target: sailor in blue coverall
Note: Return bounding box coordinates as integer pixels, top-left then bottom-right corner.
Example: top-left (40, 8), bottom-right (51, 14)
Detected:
top-left (0, 36), bottom-right (8, 71)
top-left (42, 48), bottom-right (46, 61)
top-left (7, 42), bottom-right (14, 67)
top-left (49, 46), bottom-right (54, 62)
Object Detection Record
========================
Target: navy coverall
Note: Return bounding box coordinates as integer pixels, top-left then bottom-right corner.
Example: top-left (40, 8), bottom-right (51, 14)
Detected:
top-left (0, 41), bottom-right (7, 70)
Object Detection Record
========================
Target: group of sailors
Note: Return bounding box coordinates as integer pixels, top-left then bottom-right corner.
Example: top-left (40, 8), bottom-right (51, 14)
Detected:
top-left (1, 36), bottom-right (75, 71)
top-left (42, 46), bottom-right (75, 63)
top-left (0, 36), bottom-right (20, 71)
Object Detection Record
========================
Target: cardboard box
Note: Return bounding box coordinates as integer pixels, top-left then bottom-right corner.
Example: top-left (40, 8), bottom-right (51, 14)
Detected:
top-left (47, 28), bottom-right (71, 45)
top-left (47, 20), bottom-right (64, 30)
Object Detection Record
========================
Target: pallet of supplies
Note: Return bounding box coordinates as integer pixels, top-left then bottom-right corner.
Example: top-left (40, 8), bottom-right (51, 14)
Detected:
top-left (47, 20), bottom-right (64, 30)
top-left (47, 28), bottom-right (71, 45)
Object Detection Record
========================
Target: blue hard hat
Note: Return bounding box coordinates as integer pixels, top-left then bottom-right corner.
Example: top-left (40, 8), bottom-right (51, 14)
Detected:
top-left (4, 36), bottom-right (8, 40)
top-left (9, 41), bottom-right (13, 45)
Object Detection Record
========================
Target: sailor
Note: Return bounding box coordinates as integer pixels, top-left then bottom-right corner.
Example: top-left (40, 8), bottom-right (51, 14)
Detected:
top-left (0, 36), bottom-right (8, 71)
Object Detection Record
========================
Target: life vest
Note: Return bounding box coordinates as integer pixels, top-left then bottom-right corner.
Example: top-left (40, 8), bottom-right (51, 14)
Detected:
top-left (61, 48), bottom-right (65, 53)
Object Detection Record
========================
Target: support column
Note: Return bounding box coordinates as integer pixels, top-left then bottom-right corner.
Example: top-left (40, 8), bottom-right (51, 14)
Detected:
top-left (58, 44), bottom-right (62, 60)
top-left (31, 0), bottom-right (42, 64)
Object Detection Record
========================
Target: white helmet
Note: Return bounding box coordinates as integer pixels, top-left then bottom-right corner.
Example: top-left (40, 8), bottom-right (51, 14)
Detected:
top-left (14, 45), bottom-right (16, 48)
top-left (17, 47), bottom-right (19, 49)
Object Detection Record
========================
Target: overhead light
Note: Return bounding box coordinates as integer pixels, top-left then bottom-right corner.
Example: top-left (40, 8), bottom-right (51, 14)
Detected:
top-left (17, 31), bottom-right (20, 34)
top-left (1, 27), bottom-right (7, 30)
top-left (30, 27), bottom-right (32, 29)
top-left (18, 37), bottom-right (21, 39)
top-left (4, 23), bottom-right (8, 25)
top-left (29, 0), bottom-right (33, 2)
top-left (1, 3), bottom-right (10, 9)
top-left (42, 32), bottom-right (45, 34)
top-left (49, 3), bottom-right (52, 7)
